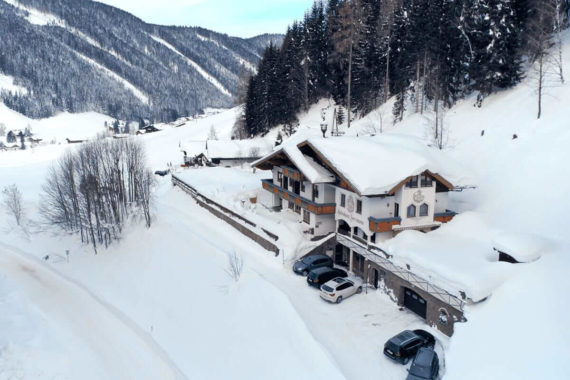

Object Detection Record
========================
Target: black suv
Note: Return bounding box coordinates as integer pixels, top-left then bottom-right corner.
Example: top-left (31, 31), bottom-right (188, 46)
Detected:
top-left (383, 329), bottom-right (435, 364)
top-left (306, 267), bottom-right (348, 288)
top-left (292, 254), bottom-right (333, 276)
top-left (406, 347), bottom-right (439, 380)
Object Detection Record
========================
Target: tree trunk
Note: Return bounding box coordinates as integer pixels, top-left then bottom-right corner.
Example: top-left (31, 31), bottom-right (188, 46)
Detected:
top-left (415, 59), bottom-right (420, 113)
top-left (347, 39), bottom-right (353, 129)
top-left (421, 51), bottom-right (428, 114)
top-left (385, 42), bottom-right (391, 103)
top-left (537, 54), bottom-right (543, 119)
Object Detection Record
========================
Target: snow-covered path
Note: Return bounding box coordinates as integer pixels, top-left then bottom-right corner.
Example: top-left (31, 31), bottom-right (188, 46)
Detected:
top-left (0, 242), bottom-right (185, 380)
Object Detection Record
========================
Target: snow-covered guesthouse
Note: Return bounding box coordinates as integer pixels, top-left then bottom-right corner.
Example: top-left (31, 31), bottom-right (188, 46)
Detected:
top-left (253, 135), bottom-right (460, 240)
top-left (254, 134), bottom-right (471, 336)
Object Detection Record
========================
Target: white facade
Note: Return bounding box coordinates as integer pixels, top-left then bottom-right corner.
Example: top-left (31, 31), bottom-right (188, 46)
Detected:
top-left (394, 179), bottom-right (438, 230)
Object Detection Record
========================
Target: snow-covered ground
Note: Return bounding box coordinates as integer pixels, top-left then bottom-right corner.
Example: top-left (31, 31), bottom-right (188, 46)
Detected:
top-left (1, 28), bottom-right (570, 380)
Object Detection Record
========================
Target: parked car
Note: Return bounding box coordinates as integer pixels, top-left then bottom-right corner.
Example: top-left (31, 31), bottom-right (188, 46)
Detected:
top-left (319, 277), bottom-right (363, 303)
top-left (406, 347), bottom-right (439, 380)
top-left (383, 329), bottom-right (435, 364)
top-left (154, 170), bottom-right (169, 176)
top-left (307, 267), bottom-right (348, 288)
top-left (292, 254), bottom-right (333, 275)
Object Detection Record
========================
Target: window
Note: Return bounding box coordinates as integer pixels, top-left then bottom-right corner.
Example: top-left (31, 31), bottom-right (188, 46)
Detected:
top-left (407, 204), bottom-right (416, 218)
top-left (313, 184), bottom-right (319, 199)
top-left (301, 182), bottom-right (306, 193)
top-left (303, 209), bottom-right (310, 224)
top-left (277, 171), bottom-right (282, 181)
top-left (356, 199), bottom-right (362, 214)
top-left (283, 177), bottom-right (288, 190)
top-left (419, 203), bottom-right (428, 216)
top-left (406, 175), bottom-right (419, 188)
top-left (420, 173), bottom-right (432, 187)
top-left (340, 193), bottom-right (346, 207)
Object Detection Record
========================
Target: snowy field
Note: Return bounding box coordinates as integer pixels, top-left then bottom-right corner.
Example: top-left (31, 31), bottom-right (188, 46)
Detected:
top-left (1, 30), bottom-right (570, 380)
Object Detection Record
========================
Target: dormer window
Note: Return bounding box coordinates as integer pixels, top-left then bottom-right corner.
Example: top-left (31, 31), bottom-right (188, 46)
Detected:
top-left (420, 203), bottom-right (429, 216)
top-left (406, 176), bottom-right (418, 188)
top-left (407, 204), bottom-right (416, 218)
top-left (420, 173), bottom-right (433, 187)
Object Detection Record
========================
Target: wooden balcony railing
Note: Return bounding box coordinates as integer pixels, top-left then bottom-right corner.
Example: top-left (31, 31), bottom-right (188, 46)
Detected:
top-left (434, 210), bottom-right (457, 223)
top-left (368, 216), bottom-right (402, 233)
top-left (262, 179), bottom-right (335, 215)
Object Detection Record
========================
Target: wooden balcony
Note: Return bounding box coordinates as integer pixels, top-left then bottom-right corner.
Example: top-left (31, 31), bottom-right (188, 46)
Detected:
top-left (261, 179), bottom-right (335, 215)
top-left (434, 210), bottom-right (457, 223)
top-left (282, 166), bottom-right (303, 181)
top-left (368, 216), bottom-right (402, 233)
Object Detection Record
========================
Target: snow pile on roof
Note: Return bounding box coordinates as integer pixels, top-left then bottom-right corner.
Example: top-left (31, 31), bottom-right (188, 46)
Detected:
top-left (492, 233), bottom-right (546, 263)
top-left (282, 145), bottom-right (336, 183)
top-left (207, 139), bottom-right (273, 159)
top-left (382, 213), bottom-right (514, 302)
top-left (307, 134), bottom-right (473, 195)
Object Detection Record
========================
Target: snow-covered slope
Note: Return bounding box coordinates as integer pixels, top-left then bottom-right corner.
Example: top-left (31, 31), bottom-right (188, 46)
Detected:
top-left (0, 26), bottom-right (569, 380)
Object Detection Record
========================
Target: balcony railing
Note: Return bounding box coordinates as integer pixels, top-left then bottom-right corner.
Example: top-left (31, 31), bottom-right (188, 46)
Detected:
top-left (262, 179), bottom-right (335, 215)
top-left (368, 216), bottom-right (402, 233)
top-left (336, 233), bottom-right (465, 311)
top-left (434, 210), bottom-right (457, 223)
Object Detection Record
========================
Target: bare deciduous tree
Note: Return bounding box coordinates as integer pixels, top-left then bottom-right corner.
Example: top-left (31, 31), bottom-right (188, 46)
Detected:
top-left (40, 138), bottom-right (154, 253)
top-left (225, 250), bottom-right (244, 282)
top-left (2, 184), bottom-right (25, 226)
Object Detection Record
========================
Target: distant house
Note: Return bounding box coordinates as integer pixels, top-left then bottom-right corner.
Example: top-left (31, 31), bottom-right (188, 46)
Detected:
top-left (207, 140), bottom-right (273, 166)
top-left (66, 138), bottom-right (85, 144)
top-left (136, 125), bottom-right (161, 135)
top-left (6, 131), bottom-right (17, 143)
top-left (181, 139), bottom-right (273, 167)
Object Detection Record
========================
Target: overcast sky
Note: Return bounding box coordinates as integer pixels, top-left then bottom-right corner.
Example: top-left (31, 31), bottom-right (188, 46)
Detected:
top-left (95, 0), bottom-right (314, 38)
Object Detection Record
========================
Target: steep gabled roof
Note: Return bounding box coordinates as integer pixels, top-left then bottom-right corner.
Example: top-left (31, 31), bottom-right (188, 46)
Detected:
top-left (252, 144), bottom-right (335, 184)
top-left (300, 134), bottom-right (466, 196)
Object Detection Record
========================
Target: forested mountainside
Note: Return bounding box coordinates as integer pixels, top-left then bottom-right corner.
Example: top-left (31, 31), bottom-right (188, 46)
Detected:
top-left (0, 0), bottom-right (282, 122)
top-left (244, 0), bottom-right (569, 136)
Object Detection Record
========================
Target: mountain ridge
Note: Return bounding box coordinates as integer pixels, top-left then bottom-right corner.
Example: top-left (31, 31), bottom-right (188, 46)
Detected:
top-left (0, 0), bottom-right (283, 122)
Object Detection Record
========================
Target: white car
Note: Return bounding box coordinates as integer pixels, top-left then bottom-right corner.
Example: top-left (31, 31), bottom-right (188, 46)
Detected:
top-left (319, 277), bottom-right (363, 304)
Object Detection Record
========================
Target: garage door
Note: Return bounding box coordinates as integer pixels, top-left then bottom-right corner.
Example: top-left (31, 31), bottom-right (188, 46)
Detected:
top-left (404, 288), bottom-right (427, 319)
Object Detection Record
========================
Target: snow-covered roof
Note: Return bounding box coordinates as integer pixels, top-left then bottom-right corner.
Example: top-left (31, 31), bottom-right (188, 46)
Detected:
top-left (207, 139), bottom-right (273, 159)
top-left (304, 134), bottom-right (472, 195)
top-left (180, 140), bottom-right (207, 157)
top-left (492, 233), bottom-right (545, 263)
top-left (382, 213), bottom-right (514, 302)
top-left (282, 145), bottom-right (336, 183)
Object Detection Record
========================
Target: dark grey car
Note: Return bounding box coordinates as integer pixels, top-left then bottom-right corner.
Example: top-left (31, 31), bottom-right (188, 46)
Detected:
top-left (383, 329), bottom-right (435, 364)
top-left (406, 347), bottom-right (439, 380)
top-left (292, 254), bottom-right (333, 276)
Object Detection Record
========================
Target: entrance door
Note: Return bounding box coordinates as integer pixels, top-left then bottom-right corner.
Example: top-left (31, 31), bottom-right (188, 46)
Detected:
top-left (403, 288), bottom-right (427, 319)
top-left (373, 269), bottom-right (379, 289)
